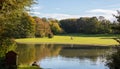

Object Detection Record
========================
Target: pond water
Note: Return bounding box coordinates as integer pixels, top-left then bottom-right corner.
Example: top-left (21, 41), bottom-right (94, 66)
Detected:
top-left (16, 44), bottom-right (112, 69)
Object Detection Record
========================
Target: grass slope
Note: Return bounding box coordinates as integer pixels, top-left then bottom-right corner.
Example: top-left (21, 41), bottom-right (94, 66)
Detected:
top-left (18, 66), bottom-right (40, 69)
top-left (15, 34), bottom-right (119, 46)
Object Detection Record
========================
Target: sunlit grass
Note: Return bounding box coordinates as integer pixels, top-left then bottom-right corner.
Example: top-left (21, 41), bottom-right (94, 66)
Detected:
top-left (18, 66), bottom-right (40, 69)
top-left (18, 65), bottom-right (41, 69)
top-left (15, 34), bottom-right (119, 46)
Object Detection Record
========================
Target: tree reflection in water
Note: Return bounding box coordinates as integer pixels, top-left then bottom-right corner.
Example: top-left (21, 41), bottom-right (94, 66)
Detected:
top-left (16, 44), bottom-right (113, 68)
top-left (16, 44), bottom-right (62, 66)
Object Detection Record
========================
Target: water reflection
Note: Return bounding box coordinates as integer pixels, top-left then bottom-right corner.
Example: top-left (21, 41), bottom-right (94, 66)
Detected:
top-left (16, 44), bottom-right (62, 66)
top-left (16, 44), bottom-right (112, 69)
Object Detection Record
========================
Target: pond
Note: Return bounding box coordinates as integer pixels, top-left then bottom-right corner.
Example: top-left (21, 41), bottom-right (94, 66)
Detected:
top-left (16, 44), bottom-right (113, 69)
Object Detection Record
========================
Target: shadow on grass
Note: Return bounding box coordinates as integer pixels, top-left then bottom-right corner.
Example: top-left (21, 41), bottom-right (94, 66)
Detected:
top-left (100, 37), bottom-right (116, 39)
top-left (58, 33), bottom-right (119, 37)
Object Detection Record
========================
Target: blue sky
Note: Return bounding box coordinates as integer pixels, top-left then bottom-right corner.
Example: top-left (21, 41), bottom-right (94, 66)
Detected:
top-left (30, 0), bottom-right (120, 21)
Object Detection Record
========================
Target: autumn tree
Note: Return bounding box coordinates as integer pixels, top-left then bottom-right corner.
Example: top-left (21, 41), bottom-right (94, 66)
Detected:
top-left (0, 0), bottom-right (35, 68)
top-left (48, 19), bottom-right (63, 34)
top-left (33, 17), bottom-right (52, 37)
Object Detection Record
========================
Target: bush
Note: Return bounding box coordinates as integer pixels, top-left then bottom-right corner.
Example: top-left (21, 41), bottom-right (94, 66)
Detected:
top-left (106, 46), bottom-right (120, 69)
top-left (48, 33), bottom-right (54, 38)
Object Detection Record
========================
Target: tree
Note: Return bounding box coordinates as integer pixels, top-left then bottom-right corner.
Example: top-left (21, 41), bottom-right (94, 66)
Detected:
top-left (84, 17), bottom-right (100, 34)
top-left (98, 17), bottom-right (112, 34)
top-left (60, 19), bottom-right (78, 33)
top-left (14, 13), bottom-right (36, 38)
top-left (0, 0), bottom-right (35, 68)
top-left (0, 0), bottom-right (36, 45)
top-left (106, 10), bottom-right (120, 69)
top-left (33, 17), bottom-right (52, 37)
top-left (60, 17), bottom-right (101, 34)
top-left (49, 19), bottom-right (63, 34)
top-left (112, 10), bottom-right (120, 34)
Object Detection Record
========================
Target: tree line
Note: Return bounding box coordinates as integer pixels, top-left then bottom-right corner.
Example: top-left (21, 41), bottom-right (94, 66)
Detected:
top-left (9, 13), bottom-right (120, 39)
top-left (60, 16), bottom-right (120, 34)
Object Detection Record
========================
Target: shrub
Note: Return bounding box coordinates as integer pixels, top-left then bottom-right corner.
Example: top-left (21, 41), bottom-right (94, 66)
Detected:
top-left (48, 33), bottom-right (54, 38)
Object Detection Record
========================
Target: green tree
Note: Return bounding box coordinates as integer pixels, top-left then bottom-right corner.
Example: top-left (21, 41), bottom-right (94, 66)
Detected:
top-left (14, 13), bottom-right (36, 38)
top-left (106, 11), bottom-right (120, 69)
top-left (0, 0), bottom-right (36, 45)
top-left (112, 10), bottom-right (120, 34)
top-left (0, 0), bottom-right (35, 68)
top-left (60, 19), bottom-right (77, 33)
top-left (49, 19), bottom-right (63, 34)
top-left (98, 18), bottom-right (112, 34)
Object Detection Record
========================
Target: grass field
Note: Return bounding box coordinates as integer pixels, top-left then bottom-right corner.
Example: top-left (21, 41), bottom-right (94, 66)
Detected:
top-left (15, 34), bottom-right (119, 46)
top-left (18, 66), bottom-right (40, 69)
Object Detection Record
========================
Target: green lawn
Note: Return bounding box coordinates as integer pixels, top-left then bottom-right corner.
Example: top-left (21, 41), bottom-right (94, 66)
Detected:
top-left (15, 34), bottom-right (119, 46)
top-left (18, 66), bottom-right (40, 69)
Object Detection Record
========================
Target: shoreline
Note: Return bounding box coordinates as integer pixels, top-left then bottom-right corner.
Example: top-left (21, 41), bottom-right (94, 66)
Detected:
top-left (15, 34), bottom-right (119, 47)
top-left (16, 42), bottom-right (117, 47)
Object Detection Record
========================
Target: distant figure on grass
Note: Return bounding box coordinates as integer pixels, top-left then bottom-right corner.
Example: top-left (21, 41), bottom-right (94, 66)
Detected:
top-left (70, 36), bottom-right (73, 40)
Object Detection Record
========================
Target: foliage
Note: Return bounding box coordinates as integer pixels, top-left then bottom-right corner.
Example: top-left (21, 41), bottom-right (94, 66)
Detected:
top-left (48, 33), bottom-right (54, 38)
top-left (33, 17), bottom-right (52, 37)
top-left (0, 39), bottom-right (16, 69)
top-left (60, 19), bottom-right (78, 33)
top-left (0, 0), bottom-right (35, 68)
top-left (106, 47), bottom-right (120, 69)
top-left (48, 19), bottom-right (63, 34)
top-left (13, 12), bottom-right (36, 38)
top-left (60, 17), bottom-right (112, 34)
top-left (106, 10), bottom-right (120, 69)
top-left (112, 10), bottom-right (120, 34)
top-left (0, 0), bottom-right (36, 44)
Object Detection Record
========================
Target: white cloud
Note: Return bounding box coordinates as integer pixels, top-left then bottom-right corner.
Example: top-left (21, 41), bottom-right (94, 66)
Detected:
top-left (29, 11), bottom-right (81, 20)
top-left (30, 6), bottom-right (43, 10)
top-left (28, 11), bottom-right (41, 15)
top-left (29, 9), bottom-right (119, 21)
top-left (86, 9), bottom-right (118, 21)
top-left (41, 13), bottom-right (81, 20)
top-left (87, 9), bottom-right (116, 15)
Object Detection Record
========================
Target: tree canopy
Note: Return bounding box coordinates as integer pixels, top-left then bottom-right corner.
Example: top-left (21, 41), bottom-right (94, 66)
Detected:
top-left (60, 17), bottom-right (112, 34)
top-left (0, 0), bottom-right (36, 63)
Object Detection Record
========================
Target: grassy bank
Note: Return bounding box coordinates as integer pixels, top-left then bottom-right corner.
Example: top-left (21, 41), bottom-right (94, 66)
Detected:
top-left (15, 34), bottom-right (119, 46)
top-left (18, 66), bottom-right (40, 69)
top-left (18, 65), bottom-right (41, 69)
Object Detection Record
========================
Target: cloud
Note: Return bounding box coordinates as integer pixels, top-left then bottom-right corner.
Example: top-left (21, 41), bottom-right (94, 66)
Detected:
top-left (30, 6), bottom-right (43, 10)
top-left (29, 11), bottom-right (83, 20)
top-left (28, 11), bottom-right (41, 15)
top-left (29, 9), bottom-right (119, 21)
top-left (86, 9), bottom-right (118, 21)
top-left (87, 9), bottom-right (116, 15)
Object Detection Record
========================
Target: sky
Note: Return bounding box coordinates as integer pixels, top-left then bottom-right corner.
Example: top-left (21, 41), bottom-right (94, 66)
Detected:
top-left (30, 0), bottom-right (120, 21)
